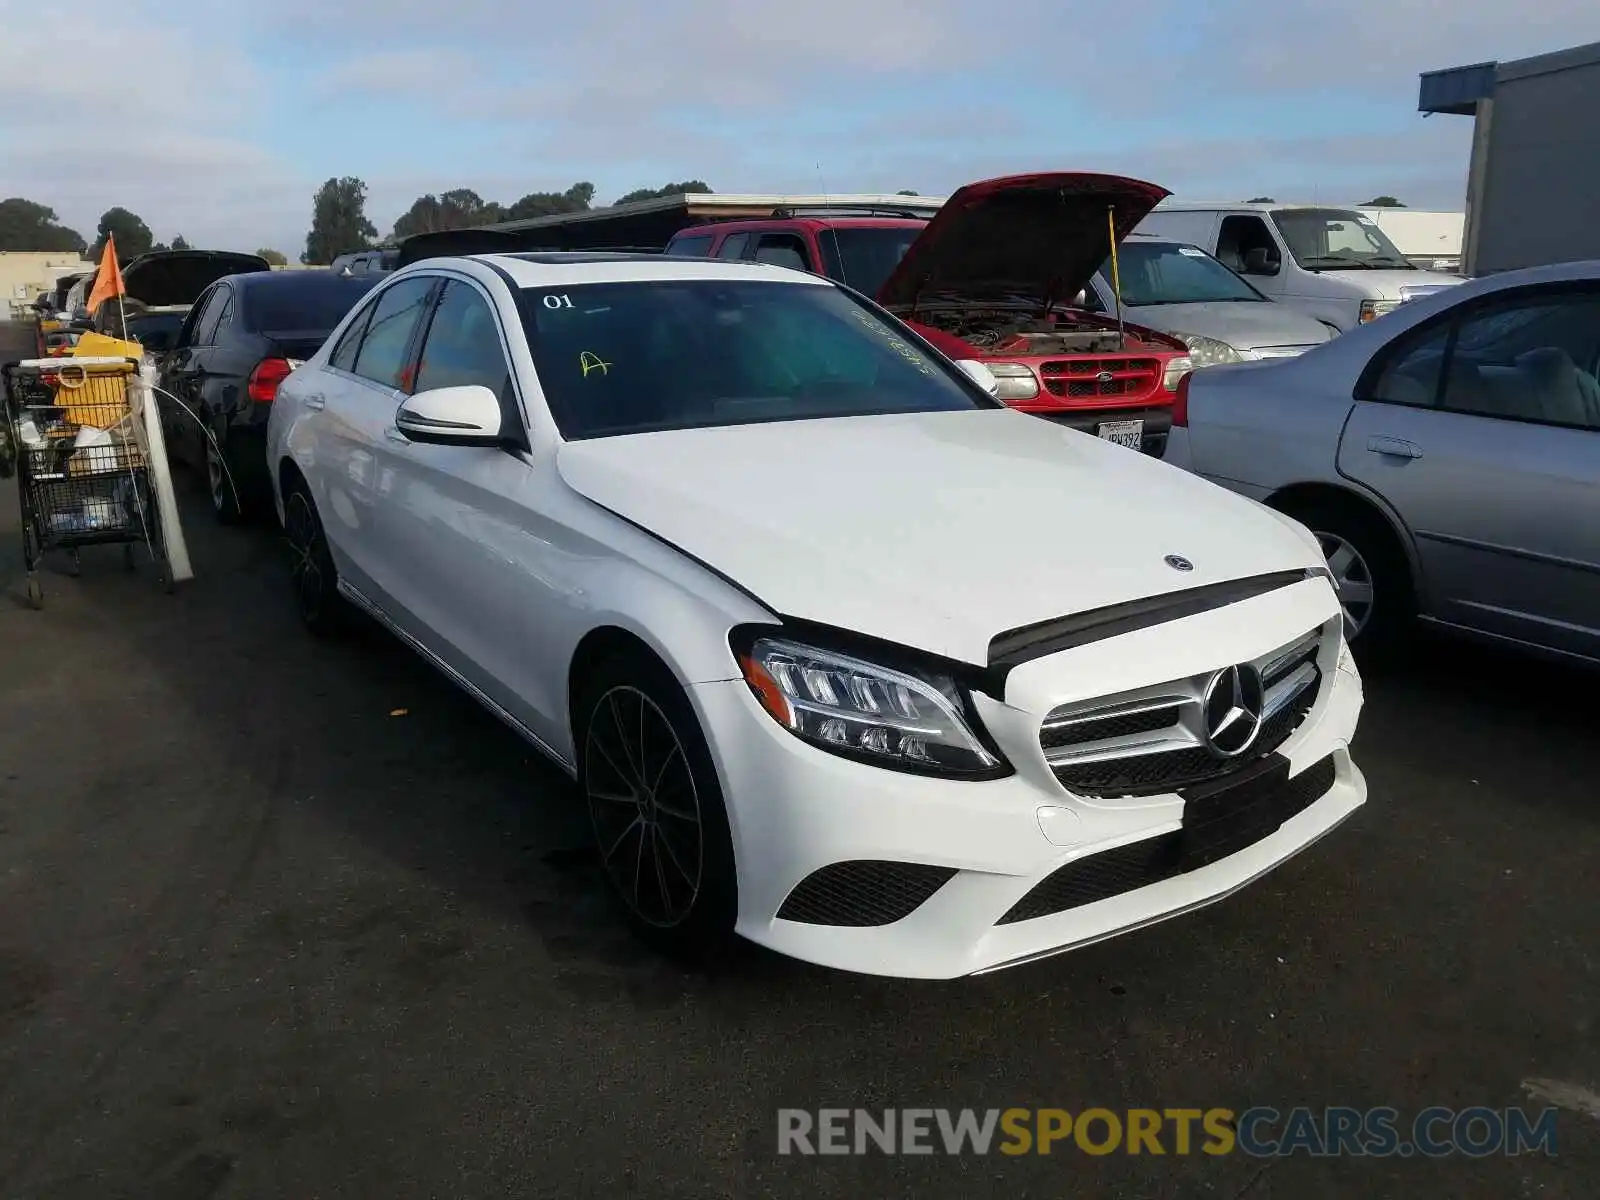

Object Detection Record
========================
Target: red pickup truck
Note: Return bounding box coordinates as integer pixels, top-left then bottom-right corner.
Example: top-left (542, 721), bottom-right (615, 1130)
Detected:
top-left (665, 173), bottom-right (1194, 455)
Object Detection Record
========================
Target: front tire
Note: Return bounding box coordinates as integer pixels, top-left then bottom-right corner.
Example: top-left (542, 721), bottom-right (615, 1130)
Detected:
top-left (282, 480), bottom-right (349, 636)
top-left (576, 652), bottom-right (738, 964)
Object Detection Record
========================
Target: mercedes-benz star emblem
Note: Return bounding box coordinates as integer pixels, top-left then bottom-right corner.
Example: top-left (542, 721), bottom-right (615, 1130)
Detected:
top-left (1164, 554), bottom-right (1194, 572)
top-left (1201, 664), bottom-right (1266, 758)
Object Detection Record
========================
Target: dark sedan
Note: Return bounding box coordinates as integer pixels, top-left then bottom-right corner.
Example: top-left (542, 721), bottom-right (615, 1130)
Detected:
top-left (159, 269), bottom-right (381, 523)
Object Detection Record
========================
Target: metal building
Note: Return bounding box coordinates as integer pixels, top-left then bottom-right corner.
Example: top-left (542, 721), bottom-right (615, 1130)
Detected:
top-left (1419, 40), bottom-right (1600, 275)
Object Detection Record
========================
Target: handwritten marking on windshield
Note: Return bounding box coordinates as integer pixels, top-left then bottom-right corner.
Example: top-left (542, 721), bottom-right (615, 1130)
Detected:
top-left (579, 351), bottom-right (611, 377)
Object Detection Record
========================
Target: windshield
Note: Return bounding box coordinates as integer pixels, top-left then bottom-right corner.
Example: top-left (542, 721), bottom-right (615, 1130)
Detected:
top-left (242, 275), bottom-right (381, 333)
top-left (1273, 208), bottom-right (1413, 270)
top-left (521, 279), bottom-right (993, 439)
top-left (1102, 240), bottom-right (1264, 305)
top-left (814, 226), bottom-right (925, 297)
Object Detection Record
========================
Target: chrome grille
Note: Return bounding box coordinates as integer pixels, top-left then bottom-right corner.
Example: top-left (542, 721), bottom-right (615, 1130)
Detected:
top-left (1039, 357), bottom-right (1160, 402)
top-left (1040, 625), bottom-right (1330, 798)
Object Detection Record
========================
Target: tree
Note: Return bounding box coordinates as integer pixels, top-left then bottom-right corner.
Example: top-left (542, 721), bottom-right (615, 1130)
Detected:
top-left (1246, 196), bottom-right (1276, 203)
top-left (504, 182), bottom-right (595, 222)
top-left (0, 198), bottom-right (86, 252)
top-left (392, 188), bottom-right (508, 239)
top-left (611, 180), bottom-right (712, 206)
top-left (256, 248), bottom-right (288, 266)
top-left (302, 177), bottom-right (377, 264)
top-left (89, 207), bottom-right (154, 260)
top-left (171, 234), bottom-right (191, 251)
top-left (1362, 196), bottom-right (1405, 207)
top-left (896, 189), bottom-right (920, 196)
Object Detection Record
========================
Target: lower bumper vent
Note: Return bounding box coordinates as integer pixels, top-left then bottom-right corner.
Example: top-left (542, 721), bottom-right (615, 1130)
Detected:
top-left (777, 860), bottom-right (958, 927)
top-left (997, 754), bottom-right (1337, 925)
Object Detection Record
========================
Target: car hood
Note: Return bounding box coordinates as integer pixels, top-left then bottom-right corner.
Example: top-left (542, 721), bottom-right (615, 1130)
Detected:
top-left (1123, 300), bottom-right (1334, 349)
top-left (121, 251), bottom-right (272, 306)
top-left (1316, 267), bottom-right (1464, 301)
top-left (876, 173), bottom-right (1171, 312)
top-left (556, 410), bottom-right (1324, 666)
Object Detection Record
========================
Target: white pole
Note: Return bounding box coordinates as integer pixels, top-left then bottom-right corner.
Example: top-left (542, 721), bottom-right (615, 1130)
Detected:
top-left (132, 358), bottom-right (193, 583)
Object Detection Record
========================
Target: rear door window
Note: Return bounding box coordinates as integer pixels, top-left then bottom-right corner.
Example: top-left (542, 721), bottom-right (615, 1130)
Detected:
top-left (352, 277), bottom-right (436, 391)
top-left (329, 298), bottom-right (376, 372)
top-left (751, 233), bottom-right (812, 272)
top-left (668, 234), bottom-right (713, 257)
top-left (716, 233), bottom-right (750, 259)
top-left (188, 286), bottom-right (229, 346)
top-left (210, 292), bottom-right (236, 342)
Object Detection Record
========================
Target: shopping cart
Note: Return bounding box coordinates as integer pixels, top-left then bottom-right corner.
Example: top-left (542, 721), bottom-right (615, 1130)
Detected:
top-left (3, 356), bottom-right (170, 608)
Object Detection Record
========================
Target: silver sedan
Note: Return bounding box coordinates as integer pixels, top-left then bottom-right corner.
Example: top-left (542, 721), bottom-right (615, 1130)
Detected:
top-left (1163, 259), bottom-right (1600, 667)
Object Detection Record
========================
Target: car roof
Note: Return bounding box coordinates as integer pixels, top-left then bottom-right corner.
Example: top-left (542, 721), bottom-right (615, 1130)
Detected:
top-left (1153, 201), bottom-right (1374, 213)
top-left (677, 216), bottom-right (928, 236)
top-left (231, 267), bottom-right (376, 290)
top-left (420, 252), bottom-right (836, 289)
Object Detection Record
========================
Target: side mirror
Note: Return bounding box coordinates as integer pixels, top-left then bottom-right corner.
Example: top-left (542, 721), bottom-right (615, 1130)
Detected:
top-left (1242, 247), bottom-right (1280, 276)
top-left (394, 384), bottom-right (505, 446)
top-left (955, 359), bottom-right (999, 396)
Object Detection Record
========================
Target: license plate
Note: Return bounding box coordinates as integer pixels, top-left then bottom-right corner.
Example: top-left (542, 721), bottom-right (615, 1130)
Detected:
top-left (1097, 419), bottom-right (1143, 449)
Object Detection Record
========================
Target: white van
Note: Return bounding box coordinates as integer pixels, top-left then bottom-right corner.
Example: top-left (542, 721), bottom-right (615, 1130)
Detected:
top-left (1134, 202), bottom-right (1463, 331)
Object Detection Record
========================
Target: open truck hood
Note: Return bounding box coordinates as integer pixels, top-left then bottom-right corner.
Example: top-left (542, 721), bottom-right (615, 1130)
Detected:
top-left (876, 172), bottom-right (1170, 312)
top-left (121, 251), bottom-right (272, 306)
top-left (398, 228), bottom-right (531, 267)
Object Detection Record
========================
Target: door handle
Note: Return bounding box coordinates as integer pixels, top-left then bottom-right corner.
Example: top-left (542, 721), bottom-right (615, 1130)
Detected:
top-left (384, 426), bottom-right (409, 444)
top-left (1366, 435), bottom-right (1422, 459)
top-left (303, 393), bottom-right (326, 411)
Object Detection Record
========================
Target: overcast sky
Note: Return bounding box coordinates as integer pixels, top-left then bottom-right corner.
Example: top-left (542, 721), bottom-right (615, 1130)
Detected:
top-left (2, 1), bottom-right (1596, 256)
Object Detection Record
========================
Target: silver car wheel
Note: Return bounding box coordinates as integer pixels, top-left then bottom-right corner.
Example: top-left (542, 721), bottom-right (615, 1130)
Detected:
top-left (585, 685), bottom-right (704, 929)
top-left (1316, 530), bottom-right (1375, 639)
top-left (206, 438), bottom-right (227, 511)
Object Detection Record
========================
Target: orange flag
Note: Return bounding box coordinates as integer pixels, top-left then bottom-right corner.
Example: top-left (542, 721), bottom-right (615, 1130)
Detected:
top-left (85, 234), bottom-right (126, 315)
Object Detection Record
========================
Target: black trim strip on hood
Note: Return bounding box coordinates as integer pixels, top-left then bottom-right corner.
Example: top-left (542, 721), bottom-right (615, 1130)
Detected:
top-left (987, 570), bottom-right (1310, 670)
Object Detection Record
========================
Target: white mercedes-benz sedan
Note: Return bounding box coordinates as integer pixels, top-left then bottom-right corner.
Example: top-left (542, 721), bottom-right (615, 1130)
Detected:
top-left (265, 251), bottom-right (1367, 979)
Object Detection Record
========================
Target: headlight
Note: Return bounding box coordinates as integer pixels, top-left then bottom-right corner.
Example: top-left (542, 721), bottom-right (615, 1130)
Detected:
top-left (1174, 333), bottom-right (1250, 369)
top-left (1161, 355), bottom-right (1193, 391)
top-left (1358, 299), bottom-right (1399, 324)
top-left (737, 635), bottom-right (1008, 777)
top-left (982, 362), bottom-right (1040, 401)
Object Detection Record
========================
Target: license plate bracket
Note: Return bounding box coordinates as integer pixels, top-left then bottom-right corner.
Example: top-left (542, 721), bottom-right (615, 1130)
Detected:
top-left (1096, 418), bottom-right (1144, 449)
top-left (1177, 755), bottom-right (1292, 871)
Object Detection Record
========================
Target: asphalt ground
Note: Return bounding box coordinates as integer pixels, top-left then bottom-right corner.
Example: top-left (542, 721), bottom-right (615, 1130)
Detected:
top-left (1, 320), bottom-right (1596, 1198)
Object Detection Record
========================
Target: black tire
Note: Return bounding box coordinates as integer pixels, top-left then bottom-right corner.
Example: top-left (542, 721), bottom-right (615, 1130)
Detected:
top-left (1282, 498), bottom-right (1413, 661)
top-left (282, 479), bottom-right (349, 636)
top-left (205, 432), bottom-right (243, 525)
top-left (576, 651), bottom-right (738, 965)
